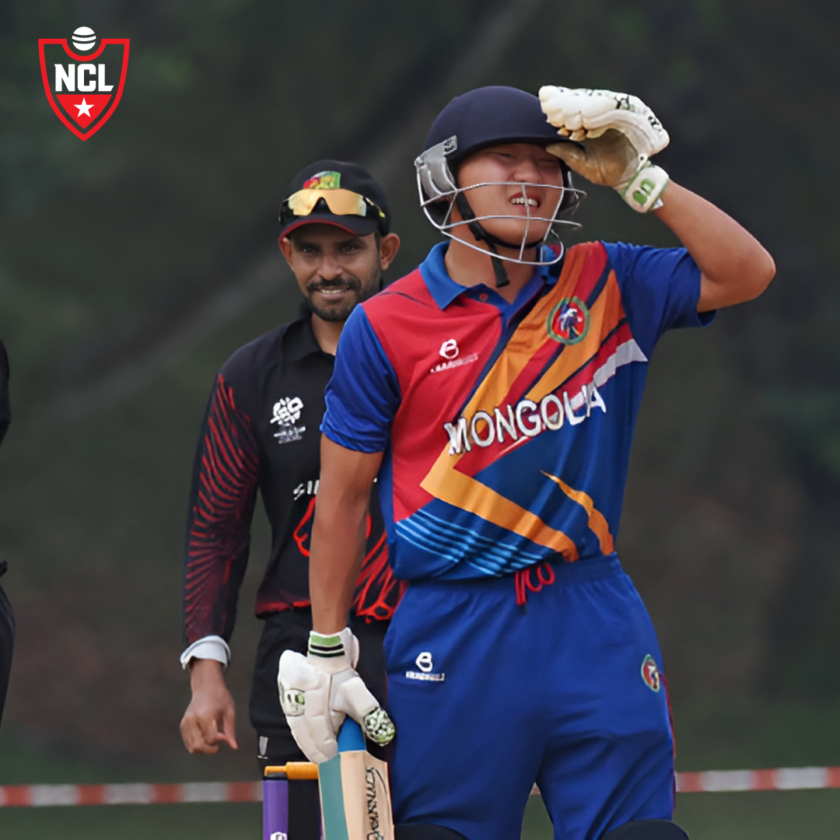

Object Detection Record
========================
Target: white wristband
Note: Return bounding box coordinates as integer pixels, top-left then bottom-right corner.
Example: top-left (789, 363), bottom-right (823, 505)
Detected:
top-left (180, 635), bottom-right (230, 669)
top-left (618, 163), bottom-right (670, 213)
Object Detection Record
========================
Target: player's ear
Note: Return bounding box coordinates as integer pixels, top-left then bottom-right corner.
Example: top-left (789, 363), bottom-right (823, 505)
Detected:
top-left (378, 233), bottom-right (400, 271)
top-left (278, 235), bottom-right (294, 267)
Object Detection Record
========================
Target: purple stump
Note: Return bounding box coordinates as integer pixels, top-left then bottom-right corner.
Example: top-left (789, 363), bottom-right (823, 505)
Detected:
top-left (263, 775), bottom-right (289, 840)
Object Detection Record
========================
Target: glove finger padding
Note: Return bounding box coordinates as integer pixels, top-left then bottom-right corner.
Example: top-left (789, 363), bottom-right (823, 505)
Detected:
top-left (540, 86), bottom-right (670, 213)
top-left (547, 129), bottom-right (640, 188)
top-left (278, 649), bottom-right (341, 763)
top-left (539, 86), bottom-right (669, 161)
top-left (332, 670), bottom-right (396, 747)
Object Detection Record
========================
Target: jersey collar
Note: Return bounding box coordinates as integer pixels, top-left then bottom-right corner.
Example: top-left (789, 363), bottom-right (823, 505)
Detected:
top-left (286, 301), bottom-right (328, 361)
top-left (419, 242), bottom-right (561, 310)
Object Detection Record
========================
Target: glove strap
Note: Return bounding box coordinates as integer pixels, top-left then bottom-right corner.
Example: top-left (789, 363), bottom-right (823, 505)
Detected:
top-left (618, 163), bottom-right (669, 213)
top-left (308, 630), bottom-right (346, 659)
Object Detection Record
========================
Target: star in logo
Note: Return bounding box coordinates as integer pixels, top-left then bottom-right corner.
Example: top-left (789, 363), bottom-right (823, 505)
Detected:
top-left (74, 98), bottom-right (94, 117)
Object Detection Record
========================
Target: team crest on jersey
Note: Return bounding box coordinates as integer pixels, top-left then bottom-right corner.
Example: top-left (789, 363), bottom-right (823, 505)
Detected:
top-left (641, 654), bottom-right (661, 692)
top-left (270, 396), bottom-right (306, 444)
top-left (547, 296), bottom-right (590, 345)
top-left (38, 27), bottom-right (129, 141)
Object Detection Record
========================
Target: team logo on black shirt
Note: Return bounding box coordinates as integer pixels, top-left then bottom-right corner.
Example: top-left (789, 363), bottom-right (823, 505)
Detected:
top-left (270, 396), bottom-right (306, 444)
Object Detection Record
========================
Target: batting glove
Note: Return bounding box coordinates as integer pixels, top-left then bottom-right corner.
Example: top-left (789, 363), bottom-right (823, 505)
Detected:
top-left (277, 628), bottom-right (395, 763)
top-left (539, 86), bottom-right (670, 213)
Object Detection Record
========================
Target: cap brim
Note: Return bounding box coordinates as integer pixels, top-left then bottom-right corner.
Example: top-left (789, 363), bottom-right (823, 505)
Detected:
top-left (279, 214), bottom-right (380, 240)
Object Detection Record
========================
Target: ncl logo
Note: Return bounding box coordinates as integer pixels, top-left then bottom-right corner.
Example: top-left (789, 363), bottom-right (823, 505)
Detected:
top-left (39, 26), bottom-right (129, 140)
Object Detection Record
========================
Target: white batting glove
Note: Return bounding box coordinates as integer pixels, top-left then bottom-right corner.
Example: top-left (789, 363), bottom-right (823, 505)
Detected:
top-left (539, 86), bottom-right (670, 213)
top-left (277, 628), bottom-right (395, 763)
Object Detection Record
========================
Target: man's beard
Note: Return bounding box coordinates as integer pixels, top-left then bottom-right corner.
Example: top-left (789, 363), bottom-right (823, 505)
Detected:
top-left (306, 274), bottom-right (377, 322)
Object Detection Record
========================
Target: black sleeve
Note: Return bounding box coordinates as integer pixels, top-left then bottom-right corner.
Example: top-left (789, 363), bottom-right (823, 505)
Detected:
top-left (0, 340), bottom-right (9, 448)
top-left (182, 371), bottom-right (260, 644)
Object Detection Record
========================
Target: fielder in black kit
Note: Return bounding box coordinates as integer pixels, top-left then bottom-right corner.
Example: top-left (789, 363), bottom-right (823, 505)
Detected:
top-left (179, 160), bottom-right (401, 833)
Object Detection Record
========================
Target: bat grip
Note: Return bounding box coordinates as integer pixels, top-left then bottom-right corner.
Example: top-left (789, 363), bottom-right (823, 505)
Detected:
top-left (337, 717), bottom-right (366, 752)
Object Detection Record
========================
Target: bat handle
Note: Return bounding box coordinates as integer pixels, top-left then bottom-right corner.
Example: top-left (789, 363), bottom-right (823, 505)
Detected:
top-left (337, 717), bottom-right (366, 752)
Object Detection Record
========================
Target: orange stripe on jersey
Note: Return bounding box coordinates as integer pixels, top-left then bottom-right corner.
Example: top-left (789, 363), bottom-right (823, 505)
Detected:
top-left (540, 471), bottom-right (615, 555)
top-left (455, 243), bottom-right (606, 425)
top-left (463, 244), bottom-right (604, 417)
top-left (420, 450), bottom-right (579, 560)
top-left (525, 267), bottom-right (623, 404)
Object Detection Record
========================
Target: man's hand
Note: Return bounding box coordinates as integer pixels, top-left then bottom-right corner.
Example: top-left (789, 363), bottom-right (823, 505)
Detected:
top-left (180, 659), bottom-right (238, 754)
top-left (539, 86), bottom-right (670, 213)
top-left (278, 628), bottom-right (395, 763)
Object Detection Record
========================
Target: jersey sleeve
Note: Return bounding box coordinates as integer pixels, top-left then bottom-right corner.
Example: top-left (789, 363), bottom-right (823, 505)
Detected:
top-left (321, 306), bottom-right (401, 453)
top-left (603, 242), bottom-right (714, 357)
top-left (183, 372), bottom-right (260, 644)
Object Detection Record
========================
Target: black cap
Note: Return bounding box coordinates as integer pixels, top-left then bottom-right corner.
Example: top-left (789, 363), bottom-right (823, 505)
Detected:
top-left (424, 86), bottom-right (571, 169)
top-left (278, 159), bottom-right (391, 239)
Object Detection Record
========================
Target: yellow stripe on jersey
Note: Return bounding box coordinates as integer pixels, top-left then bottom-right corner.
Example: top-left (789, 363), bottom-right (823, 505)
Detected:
top-left (541, 471), bottom-right (615, 556)
top-left (420, 453), bottom-right (579, 560)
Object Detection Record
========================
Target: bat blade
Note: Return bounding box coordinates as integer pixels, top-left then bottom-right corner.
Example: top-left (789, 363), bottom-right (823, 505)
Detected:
top-left (319, 718), bottom-right (394, 840)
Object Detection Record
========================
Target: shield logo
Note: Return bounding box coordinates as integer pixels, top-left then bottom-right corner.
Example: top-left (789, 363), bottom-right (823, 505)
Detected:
top-left (641, 654), bottom-right (662, 692)
top-left (38, 27), bottom-right (129, 141)
top-left (547, 296), bottom-right (590, 345)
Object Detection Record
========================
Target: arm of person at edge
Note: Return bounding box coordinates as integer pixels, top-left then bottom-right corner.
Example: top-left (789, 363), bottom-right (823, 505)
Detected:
top-left (309, 436), bottom-right (384, 635)
top-left (180, 659), bottom-right (238, 754)
top-left (179, 373), bottom-right (259, 755)
top-left (653, 181), bottom-right (775, 312)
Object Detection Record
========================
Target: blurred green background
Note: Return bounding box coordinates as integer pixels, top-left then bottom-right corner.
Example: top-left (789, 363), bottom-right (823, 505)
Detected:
top-left (2, 0), bottom-right (840, 836)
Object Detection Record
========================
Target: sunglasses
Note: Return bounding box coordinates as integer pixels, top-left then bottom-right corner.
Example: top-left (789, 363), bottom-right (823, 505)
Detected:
top-left (280, 188), bottom-right (386, 224)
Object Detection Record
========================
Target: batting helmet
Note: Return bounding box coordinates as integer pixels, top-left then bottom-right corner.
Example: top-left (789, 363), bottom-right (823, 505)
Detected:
top-left (414, 86), bottom-right (583, 280)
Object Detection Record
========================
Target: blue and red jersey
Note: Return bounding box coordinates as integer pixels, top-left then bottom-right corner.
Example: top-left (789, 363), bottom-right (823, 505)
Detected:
top-left (322, 241), bottom-right (711, 582)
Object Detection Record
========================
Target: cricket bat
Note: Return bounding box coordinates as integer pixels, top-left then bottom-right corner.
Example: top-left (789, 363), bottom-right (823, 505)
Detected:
top-left (318, 717), bottom-right (395, 840)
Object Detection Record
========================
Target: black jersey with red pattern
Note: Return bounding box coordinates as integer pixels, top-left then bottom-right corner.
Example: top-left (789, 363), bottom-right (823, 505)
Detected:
top-left (182, 306), bottom-right (402, 645)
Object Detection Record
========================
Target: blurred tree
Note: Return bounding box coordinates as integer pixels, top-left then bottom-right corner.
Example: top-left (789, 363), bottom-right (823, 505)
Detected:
top-left (0, 0), bottom-right (838, 772)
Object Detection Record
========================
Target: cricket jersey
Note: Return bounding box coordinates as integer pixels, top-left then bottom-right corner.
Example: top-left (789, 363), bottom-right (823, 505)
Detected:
top-left (322, 241), bottom-right (711, 582)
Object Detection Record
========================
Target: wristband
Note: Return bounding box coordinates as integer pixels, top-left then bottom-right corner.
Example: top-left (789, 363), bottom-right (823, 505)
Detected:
top-left (618, 163), bottom-right (670, 213)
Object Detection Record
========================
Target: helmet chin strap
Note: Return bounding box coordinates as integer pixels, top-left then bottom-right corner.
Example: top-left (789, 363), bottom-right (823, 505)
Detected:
top-left (453, 193), bottom-right (543, 289)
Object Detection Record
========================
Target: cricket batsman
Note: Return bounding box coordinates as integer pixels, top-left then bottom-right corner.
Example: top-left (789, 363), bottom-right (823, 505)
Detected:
top-left (278, 85), bottom-right (775, 839)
